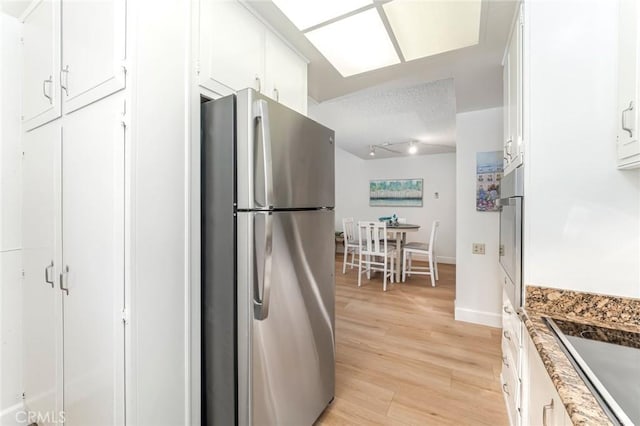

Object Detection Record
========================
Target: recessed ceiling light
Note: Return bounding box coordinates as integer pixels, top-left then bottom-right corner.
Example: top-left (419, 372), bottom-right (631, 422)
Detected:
top-left (383, 0), bottom-right (481, 62)
top-left (305, 9), bottom-right (400, 77)
top-left (272, 0), bottom-right (373, 31)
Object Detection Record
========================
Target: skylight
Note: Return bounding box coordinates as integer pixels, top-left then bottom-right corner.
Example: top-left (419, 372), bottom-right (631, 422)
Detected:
top-left (272, 0), bottom-right (483, 77)
top-left (305, 9), bottom-right (400, 77)
top-left (383, 0), bottom-right (481, 61)
top-left (271, 0), bottom-right (373, 31)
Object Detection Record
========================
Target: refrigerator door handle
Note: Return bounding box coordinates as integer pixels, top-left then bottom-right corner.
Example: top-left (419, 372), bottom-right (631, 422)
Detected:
top-left (253, 212), bottom-right (273, 320)
top-left (253, 99), bottom-right (274, 209)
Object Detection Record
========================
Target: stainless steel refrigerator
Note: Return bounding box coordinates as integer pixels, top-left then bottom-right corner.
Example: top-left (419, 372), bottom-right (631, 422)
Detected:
top-left (201, 89), bottom-right (336, 426)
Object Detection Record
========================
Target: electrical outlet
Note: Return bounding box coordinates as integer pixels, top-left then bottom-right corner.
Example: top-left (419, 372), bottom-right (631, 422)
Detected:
top-left (472, 243), bottom-right (485, 255)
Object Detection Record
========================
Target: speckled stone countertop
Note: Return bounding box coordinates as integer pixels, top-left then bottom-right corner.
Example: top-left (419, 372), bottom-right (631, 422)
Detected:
top-left (523, 285), bottom-right (640, 426)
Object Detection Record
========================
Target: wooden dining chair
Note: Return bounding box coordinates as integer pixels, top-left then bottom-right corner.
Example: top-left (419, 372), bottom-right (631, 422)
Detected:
top-left (357, 221), bottom-right (396, 291)
top-left (342, 217), bottom-right (359, 274)
top-left (402, 221), bottom-right (439, 287)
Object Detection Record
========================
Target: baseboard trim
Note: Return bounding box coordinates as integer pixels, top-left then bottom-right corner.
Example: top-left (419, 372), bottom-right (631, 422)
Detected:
top-left (1, 402), bottom-right (25, 426)
top-left (455, 307), bottom-right (501, 328)
top-left (436, 256), bottom-right (455, 265)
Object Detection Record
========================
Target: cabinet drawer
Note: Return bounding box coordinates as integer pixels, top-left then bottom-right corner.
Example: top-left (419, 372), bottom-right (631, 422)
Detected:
top-left (501, 341), bottom-right (521, 426)
top-left (502, 292), bottom-right (522, 362)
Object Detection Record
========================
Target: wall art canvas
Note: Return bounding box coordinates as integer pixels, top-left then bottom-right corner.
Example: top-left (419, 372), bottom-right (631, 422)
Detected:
top-left (369, 179), bottom-right (423, 207)
top-left (476, 151), bottom-right (503, 212)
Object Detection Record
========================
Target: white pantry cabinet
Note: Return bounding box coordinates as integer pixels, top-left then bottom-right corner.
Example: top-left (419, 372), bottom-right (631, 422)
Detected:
top-left (60, 96), bottom-right (126, 425)
top-left (616, 0), bottom-right (640, 169)
top-left (20, 0), bottom-right (61, 131)
top-left (524, 333), bottom-right (571, 426)
top-left (21, 0), bottom-right (126, 131)
top-left (503, 4), bottom-right (524, 173)
top-left (21, 97), bottom-right (126, 425)
top-left (60, 0), bottom-right (126, 113)
top-left (198, 0), bottom-right (308, 114)
top-left (21, 121), bottom-right (62, 426)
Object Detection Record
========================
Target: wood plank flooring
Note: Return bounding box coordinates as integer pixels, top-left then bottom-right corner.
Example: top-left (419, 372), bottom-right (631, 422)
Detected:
top-left (315, 257), bottom-right (509, 426)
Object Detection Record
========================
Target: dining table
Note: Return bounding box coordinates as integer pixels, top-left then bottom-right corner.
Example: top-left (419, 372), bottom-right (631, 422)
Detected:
top-left (386, 223), bottom-right (421, 282)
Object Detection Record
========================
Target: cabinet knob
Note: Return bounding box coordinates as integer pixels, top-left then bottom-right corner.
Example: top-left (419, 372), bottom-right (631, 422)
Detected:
top-left (502, 355), bottom-right (509, 368)
top-left (503, 330), bottom-right (511, 341)
top-left (502, 382), bottom-right (510, 396)
top-left (255, 76), bottom-right (261, 93)
top-left (273, 87), bottom-right (279, 102)
top-left (503, 305), bottom-right (512, 314)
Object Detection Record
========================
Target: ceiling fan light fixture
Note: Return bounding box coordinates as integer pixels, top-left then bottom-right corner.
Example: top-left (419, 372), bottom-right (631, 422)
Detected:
top-left (369, 145), bottom-right (376, 156)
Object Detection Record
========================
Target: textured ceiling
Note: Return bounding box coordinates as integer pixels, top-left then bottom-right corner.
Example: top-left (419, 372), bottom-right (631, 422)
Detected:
top-left (309, 79), bottom-right (456, 159)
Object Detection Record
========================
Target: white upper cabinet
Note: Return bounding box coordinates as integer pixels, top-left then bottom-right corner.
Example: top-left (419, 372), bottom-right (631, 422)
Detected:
top-left (199, 0), bottom-right (265, 96)
top-left (503, 5), bottom-right (524, 173)
top-left (265, 31), bottom-right (308, 115)
top-left (21, 0), bottom-right (126, 125)
top-left (198, 0), bottom-right (308, 113)
top-left (616, 0), bottom-right (640, 169)
top-left (21, 0), bottom-right (61, 131)
top-left (60, 0), bottom-right (126, 113)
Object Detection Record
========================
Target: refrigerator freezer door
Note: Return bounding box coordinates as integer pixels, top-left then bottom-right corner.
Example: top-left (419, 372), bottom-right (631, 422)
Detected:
top-left (236, 89), bottom-right (335, 210)
top-left (237, 209), bottom-right (335, 425)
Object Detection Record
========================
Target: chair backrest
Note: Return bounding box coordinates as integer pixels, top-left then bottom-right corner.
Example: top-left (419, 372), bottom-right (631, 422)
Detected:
top-left (429, 221), bottom-right (439, 254)
top-left (358, 221), bottom-right (388, 256)
top-left (342, 217), bottom-right (357, 244)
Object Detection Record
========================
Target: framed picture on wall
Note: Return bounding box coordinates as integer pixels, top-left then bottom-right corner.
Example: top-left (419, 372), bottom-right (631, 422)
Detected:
top-left (369, 179), bottom-right (423, 207)
top-left (476, 151), bottom-right (503, 212)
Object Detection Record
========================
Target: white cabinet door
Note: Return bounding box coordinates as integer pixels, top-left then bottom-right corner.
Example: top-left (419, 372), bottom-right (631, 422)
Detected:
top-left (60, 0), bottom-right (126, 114)
top-left (507, 31), bottom-right (518, 162)
top-left (199, 0), bottom-right (264, 95)
top-left (503, 5), bottom-right (524, 172)
top-left (617, 0), bottom-right (640, 168)
top-left (264, 31), bottom-right (308, 115)
top-left (22, 121), bottom-right (63, 426)
top-left (503, 55), bottom-right (510, 169)
top-left (525, 334), bottom-right (567, 426)
top-left (21, 0), bottom-right (61, 131)
top-left (61, 95), bottom-right (125, 425)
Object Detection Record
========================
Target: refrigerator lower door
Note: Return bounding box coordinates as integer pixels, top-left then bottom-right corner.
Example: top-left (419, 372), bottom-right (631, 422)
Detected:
top-left (237, 209), bottom-right (335, 426)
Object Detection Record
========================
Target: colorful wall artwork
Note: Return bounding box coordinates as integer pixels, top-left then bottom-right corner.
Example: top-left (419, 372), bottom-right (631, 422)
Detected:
top-left (476, 151), bottom-right (503, 212)
top-left (369, 179), bottom-right (423, 207)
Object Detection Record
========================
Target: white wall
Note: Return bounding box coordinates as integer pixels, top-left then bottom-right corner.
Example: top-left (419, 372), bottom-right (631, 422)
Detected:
top-left (0, 12), bottom-right (24, 424)
top-left (129, 1), bottom-right (190, 424)
top-left (524, 0), bottom-right (640, 298)
top-left (455, 107), bottom-right (503, 327)
top-left (335, 148), bottom-right (457, 263)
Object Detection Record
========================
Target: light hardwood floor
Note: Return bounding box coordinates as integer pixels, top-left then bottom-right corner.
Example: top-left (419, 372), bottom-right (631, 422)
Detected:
top-left (315, 257), bottom-right (509, 426)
